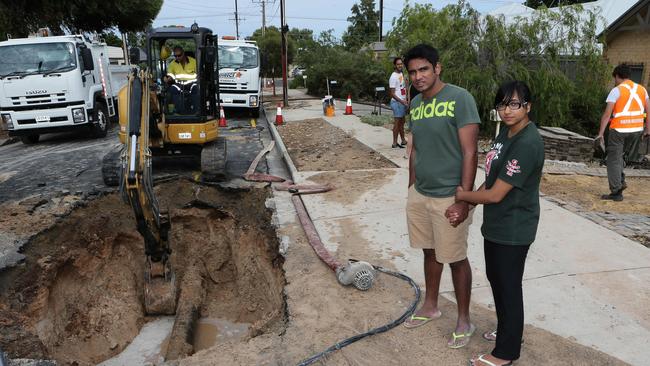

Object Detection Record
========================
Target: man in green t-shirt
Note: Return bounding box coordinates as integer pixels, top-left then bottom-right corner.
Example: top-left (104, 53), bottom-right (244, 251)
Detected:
top-left (401, 44), bottom-right (480, 349)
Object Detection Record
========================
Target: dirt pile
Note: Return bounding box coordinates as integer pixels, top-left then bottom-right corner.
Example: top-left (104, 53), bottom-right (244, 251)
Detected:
top-left (541, 175), bottom-right (650, 215)
top-left (0, 181), bottom-right (285, 365)
top-left (277, 118), bottom-right (396, 171)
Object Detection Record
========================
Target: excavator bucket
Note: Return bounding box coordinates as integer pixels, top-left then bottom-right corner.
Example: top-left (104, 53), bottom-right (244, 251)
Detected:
top-left (144, 262), bottom-right (177, 315)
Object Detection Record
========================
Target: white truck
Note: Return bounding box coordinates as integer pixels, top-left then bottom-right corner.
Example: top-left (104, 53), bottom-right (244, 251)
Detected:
top-left (217, 38), bottom-right (261, 117)
top-left (0, 34), bottom-right (119, 144)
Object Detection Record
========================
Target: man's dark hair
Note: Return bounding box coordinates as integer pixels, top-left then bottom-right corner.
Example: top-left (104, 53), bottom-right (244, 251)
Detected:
top-left (393, 57), bottom-right (402, 66)
top-left (173, 46), bottom-right (184, 53)
top-left (404, 44), bottom-right (439, 70)
top-left (612, 64), bottom-right (630, 79)
top-left (494, 80), bottom-right (532, 107)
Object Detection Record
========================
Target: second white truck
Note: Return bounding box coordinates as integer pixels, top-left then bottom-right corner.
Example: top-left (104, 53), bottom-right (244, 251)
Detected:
top-left (217, 37), bottom-right (261, 117)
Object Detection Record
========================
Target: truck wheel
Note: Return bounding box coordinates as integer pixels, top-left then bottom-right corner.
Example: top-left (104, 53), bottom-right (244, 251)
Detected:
top-left (251, 107), bottom-right (260, 118)
top-left (90, 102), bottom-right (109, 138)
top-left (20, 134), bottom-right (40, 144)
top-left (200, 137), bottom-right (227, 182)
top-left (102, 148), bottom-right (123, 187)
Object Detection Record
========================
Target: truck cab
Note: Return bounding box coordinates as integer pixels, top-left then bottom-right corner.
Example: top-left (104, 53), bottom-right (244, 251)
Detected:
top-left (0, 35), bottom-right (116, 144)
top-left (216, 37), bottom-right (261, 117)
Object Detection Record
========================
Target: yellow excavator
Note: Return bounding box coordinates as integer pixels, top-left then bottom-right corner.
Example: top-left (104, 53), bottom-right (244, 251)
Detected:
top-left (102, 24), bottom-right (226, 314)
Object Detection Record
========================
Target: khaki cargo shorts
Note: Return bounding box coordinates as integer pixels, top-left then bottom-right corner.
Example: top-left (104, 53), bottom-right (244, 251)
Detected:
top-left (406, 186), bottom-right (473, 264)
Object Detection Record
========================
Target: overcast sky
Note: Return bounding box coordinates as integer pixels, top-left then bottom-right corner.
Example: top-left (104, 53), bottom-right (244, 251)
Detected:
top-left (153, 0), bottom-right (524, 39)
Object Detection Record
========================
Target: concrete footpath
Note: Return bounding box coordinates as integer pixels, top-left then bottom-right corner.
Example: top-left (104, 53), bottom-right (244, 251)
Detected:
top-left (269, 98), bottom-right (650, 366)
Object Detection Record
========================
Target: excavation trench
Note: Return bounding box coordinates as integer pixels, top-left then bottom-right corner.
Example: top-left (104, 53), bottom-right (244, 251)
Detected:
top-left (0, 180), bottom-right (286, 365)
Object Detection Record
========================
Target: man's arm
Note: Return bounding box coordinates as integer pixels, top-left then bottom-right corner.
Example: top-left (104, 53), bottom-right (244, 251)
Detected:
top-left (458, 124), bottom-right (479, 192)
top-left (446, 124), bottom-right (479, 226)
top-left (645, 95), bottom-right (650, 138)
top-left (408, 138), bottom-right (416, 187)
top-left (597, 102), bottom-right (615, 138)
top-left (389, 87), bottom-right (399, 103)
top-left (389, 74), bottom-right (408, 106)
top-left (389, 87), bottom-right (408, 106)
top-left (164, 62), bottom-right (177, 84)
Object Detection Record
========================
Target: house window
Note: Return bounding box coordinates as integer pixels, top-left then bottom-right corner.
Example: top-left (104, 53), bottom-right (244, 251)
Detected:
top-left (628, 64), bottom-right (644, 84)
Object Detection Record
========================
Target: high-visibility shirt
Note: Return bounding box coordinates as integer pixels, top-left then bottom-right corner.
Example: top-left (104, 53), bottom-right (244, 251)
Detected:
top-left (167, 56), bottom-right (197, 81)
top-left (609, 80), bottom-right (647, 132)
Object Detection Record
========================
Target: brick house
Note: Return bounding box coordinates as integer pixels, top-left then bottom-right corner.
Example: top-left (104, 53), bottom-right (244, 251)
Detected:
top-left (599, 0), bottom-right (650, 86)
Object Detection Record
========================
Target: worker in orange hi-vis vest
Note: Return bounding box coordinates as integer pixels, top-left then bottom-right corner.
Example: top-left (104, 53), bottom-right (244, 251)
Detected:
top-left (596, 64), bottom-right (650, 201)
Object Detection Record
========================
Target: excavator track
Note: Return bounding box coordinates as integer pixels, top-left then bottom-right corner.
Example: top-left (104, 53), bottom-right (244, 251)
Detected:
top-left (101, 148), bottom-right (123, 187)
top-left (200, 137), bottom-right (227, 181)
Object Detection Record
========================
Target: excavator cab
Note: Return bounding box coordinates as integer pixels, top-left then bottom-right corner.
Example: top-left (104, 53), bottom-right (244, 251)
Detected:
top-left (101, 24), bottom-right (226, 315)
top-left (148, 28), bottom-right (217, 123)
top-left (104, 24), bottom-right (227, 183)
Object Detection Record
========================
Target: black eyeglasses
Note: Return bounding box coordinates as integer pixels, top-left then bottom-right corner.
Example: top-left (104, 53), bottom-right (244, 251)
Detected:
top-left (174, 54), bottom-right (183, 58)
top-left (496, 101), bottom-right (527, 111)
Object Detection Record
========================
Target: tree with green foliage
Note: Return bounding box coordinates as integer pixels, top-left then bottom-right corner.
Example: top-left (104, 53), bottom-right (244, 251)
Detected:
top-left (250, 26), bottom-right (296, 78)
top-left (101, 31), bottom-right (123, 48)
top-left (0, 0), bottom-right (162, 39)
top-left (289, 26), bottom-right (386, 99)
top-left (289, 28), bottom-right (317, 66)
top-left (525, 0), bottom-right (593, 8)
top-left (302, 46), bottom-right (386, 100)
top-left (342, 0), bottom-right (380, 50)
top-left (385, 1), bottom-right (609, 135)
top-left (127, 32), bottom-right (148, 50)
top-left (289, 28), bottom-right (315, 51)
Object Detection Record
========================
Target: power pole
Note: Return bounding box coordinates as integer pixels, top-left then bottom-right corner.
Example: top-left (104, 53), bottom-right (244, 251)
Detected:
top-left (121, 33), bottom-right (129, 65)
top-left (379, 0), bottom-right (383, 42)
top-left (235, 0), bottom-right (240, 39)
top-left (280, 0), bottom-right (288, 106)
top-left (252, 0), bottom-right (271, 36)
top-left (262, 0), bottom-right (266, 35)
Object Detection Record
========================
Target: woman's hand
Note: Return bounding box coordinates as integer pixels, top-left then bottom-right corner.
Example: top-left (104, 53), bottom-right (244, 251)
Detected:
top-left (455, 186), bottom-right (465, 202)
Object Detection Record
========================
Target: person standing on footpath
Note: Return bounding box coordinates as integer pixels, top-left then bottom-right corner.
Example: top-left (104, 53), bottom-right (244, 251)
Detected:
top-left (455, 81), bottom-right (544, 366)
top-left (389, 57), bottom-right (409, 148)
top-left (596, 64), bottom-right (650, 202)
top-left (402, 44), bottom-right (480, 350)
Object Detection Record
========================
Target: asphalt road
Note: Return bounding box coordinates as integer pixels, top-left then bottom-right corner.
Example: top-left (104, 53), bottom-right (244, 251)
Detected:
top-left (0, 109), bottom-right (274, 204)
top-left (0, 128), bottom-right (118, 203)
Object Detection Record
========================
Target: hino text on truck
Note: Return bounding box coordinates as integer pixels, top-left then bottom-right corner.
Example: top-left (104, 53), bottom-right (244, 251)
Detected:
top-left (217, 36), bottom-right (261, 117)
top-left (0, 32), bottom-right (118, 144)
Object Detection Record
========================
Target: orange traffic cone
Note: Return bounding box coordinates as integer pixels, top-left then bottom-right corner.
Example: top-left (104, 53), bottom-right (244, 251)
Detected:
top-left (219, 106), bottom-right (227, 127)
top-left (344, 94), bottom-right (353, 115)
top-left (275, 103), bottom-right (284, 125)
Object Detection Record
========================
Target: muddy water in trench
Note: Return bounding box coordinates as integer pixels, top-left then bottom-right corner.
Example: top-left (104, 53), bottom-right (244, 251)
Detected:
top-left (0, 181), bottom-right (286, 365)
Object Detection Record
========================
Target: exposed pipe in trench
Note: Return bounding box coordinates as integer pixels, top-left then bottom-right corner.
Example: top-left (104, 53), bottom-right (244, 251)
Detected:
top-left (250, 119), bottom-right (422, 365)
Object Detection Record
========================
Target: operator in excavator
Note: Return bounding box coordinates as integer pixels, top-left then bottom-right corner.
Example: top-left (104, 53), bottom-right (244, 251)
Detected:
top-left (163, 45), bottom-right (199, 114)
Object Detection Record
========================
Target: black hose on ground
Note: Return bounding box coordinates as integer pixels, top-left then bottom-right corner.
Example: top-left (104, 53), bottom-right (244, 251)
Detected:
top-left (297, 266), bottom-right (421, 366)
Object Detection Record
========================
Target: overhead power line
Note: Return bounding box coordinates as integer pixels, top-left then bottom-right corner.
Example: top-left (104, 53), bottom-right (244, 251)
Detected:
top-left (157, 13), bottom-right (257, 21)
top-left (168, 0), bottom-right (257, 10)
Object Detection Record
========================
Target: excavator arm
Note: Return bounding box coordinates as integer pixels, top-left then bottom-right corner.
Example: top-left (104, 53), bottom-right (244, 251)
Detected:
top-left (122, 68), bottom-right (177, 315)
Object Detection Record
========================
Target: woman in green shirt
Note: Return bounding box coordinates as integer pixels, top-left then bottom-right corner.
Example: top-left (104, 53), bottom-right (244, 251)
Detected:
top-left (455, 81), bottom-right (544, 366)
